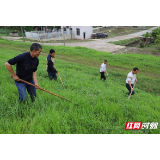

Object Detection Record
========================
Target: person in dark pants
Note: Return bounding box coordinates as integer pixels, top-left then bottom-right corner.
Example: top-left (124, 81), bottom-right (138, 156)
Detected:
top-left (46, 49), bottom-right (59, 80)
top-left (100, 60), bottom-right (108, 80)
top-left (126, 67), bottom-right (139, 95)
top-left (5, 43), bottom-right (42, 102)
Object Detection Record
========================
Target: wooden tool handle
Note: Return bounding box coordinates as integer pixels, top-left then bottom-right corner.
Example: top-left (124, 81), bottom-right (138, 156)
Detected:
top-left (54, 66), bottom-right (65, 89)
top-left (128, 82), bottom-right (136, 99)
top-left (10, 76), bottom-right (72, 102)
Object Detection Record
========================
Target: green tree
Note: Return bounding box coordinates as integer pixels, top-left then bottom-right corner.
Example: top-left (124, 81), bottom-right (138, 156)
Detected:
top-left (54, 26), bottom-right (61, 31)
top-left (155, 35), bottom-right (160, 44)
top-left (144, 32), bottom-right (150, 38)
top-left (151, 27), bottom-right (160, 39)
top-left (19, 26), bottom-right (34, 31)
top-left (7, 26), bottom-right (34, 32)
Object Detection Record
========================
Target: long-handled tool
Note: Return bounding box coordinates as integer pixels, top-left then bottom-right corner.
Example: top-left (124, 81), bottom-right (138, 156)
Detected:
top-left (10, 76), bottom-right (72, 103)
top-left (54, 66), bottom-right (65, 89)
top-left (128, 82), bottom-right (136, 99)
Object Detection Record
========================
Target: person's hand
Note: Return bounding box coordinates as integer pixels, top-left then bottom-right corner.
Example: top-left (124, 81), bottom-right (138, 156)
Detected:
top-left (57, 72), bottom-right (59, 75)
top-left (131, 87), bottom-right (133, 91)
top-left (12, 75), bottom-right (20, 81)
top-left (35, 82), bottom-right (40, 89)
top-left (135, 78), bottom-right (137, 82)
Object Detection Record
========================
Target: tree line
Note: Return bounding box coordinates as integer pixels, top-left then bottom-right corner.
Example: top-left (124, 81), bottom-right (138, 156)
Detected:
top-left (0, 26), bottom-right (62, 32)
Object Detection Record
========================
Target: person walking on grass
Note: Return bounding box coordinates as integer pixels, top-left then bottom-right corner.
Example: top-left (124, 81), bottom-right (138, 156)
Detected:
top-left (46, 49), bottom-right (59, 80)
top-left (126, 67), bottom-right (139, 95)
top-left (100, 60), bottom-right (108, 80)
top-left (5, 43), bottom-right (42, 102)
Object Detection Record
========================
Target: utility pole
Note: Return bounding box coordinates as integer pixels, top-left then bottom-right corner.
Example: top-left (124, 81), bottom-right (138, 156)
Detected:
top-left (21, 26), bottom-right (25, 42)
top-left (50, 26), bottom-right (52, 32)
top-left (63, 27), bottom-right (66, 46)
top-left (70, 27), bottom-right (72, 40)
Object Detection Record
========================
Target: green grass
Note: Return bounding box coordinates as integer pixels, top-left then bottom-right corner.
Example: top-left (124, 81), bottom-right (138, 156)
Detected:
top-left (107, 34), bottom-right (119, 37)
top-left (109, 38), bottom-right (139, 46)
top-left (0, 38), bottom-right (160, 133)
top-left (0, 33), bottom-right (13, 37)
top-left (137, 43), bottom-right (160, 54)
top-left (145, 26), bottom-right (155, 30)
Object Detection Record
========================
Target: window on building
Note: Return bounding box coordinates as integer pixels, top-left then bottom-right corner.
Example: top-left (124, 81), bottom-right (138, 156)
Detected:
top-left (76, 28), bottom-right (80, 36)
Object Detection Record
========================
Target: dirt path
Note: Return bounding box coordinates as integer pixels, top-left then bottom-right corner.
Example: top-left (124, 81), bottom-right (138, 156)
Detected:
top-left (1, 27), bottom-right (157, 53)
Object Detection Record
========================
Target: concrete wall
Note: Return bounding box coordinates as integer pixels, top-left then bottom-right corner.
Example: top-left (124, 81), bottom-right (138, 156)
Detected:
top-left (40, 35), bottom-right (75, 41)
top-left (10, 32), bottom-right (19, 37)
top-left (25, 31), bottom-right (75, 41)
top-left (25, 27), bottom-right (93, 40)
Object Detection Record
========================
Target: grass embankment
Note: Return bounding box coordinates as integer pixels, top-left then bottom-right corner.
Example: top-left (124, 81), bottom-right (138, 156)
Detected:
top-left (109, 37), bottom-right (160, 55)
top-left (137, 43), bottom-right (160, 54)
top-left (0, 38), bottom-right (160, 133)
top-left (109, 38), bottom-right (139, 46)
top-left (0, 37), bottom-right (159, 94)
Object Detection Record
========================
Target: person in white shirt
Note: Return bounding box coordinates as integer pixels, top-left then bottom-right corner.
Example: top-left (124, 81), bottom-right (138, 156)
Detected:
top-left (126, 67), bottom-right (139, 95)
top-left (100, 60), bottom-right (108, 80)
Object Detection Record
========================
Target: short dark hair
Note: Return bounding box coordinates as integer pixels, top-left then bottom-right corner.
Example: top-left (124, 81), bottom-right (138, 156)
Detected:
top-left (30, 43), bottom-right (42, 51)
top-left (104, 60), bottom-right (107, 62)
top-left (50, 49), bottom-right (55, 54)
top-left (133, 67), bottom-right (139, 71)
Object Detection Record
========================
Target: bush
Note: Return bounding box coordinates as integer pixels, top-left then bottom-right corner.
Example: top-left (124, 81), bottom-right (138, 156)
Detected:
top-left (151, 27), bottom-right (160, 44)
top-left (0, 28), bottom-right (12, 35)
top-left (151, 27), bottom-right (160, 39)
top-left (144, 32), bottom-right (150, 38)
top-left (155, 35), bottom-right (160, 44)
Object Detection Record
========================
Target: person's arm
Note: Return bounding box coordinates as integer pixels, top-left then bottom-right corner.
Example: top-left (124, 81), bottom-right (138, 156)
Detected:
top-left (5, 53), bottom-right (25, 81)
top-left (5, 62), bottom-right (20, 81)
top-left (33, 72), bottom-right (39, 89)
top-left (48, 60), bottom-right (58, 73)
top-left (104, 71), bottom-right (108, 75)
top-left (128, 81), bottom-right (133, 91)
top-left (102, 65), bottom-right (108, 75)
top-left (135, 78), bottom-right (137, 82)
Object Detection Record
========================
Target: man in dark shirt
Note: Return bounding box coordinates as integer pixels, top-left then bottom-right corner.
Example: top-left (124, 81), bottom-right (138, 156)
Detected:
top-left (46, 49), bottom-right (59, 80)
top-left (5, 43), bottom-right (42, 102)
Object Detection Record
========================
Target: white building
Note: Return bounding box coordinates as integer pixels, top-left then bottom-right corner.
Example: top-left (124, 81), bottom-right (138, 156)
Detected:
top-left (61, 26), bottom-right (93, 40)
